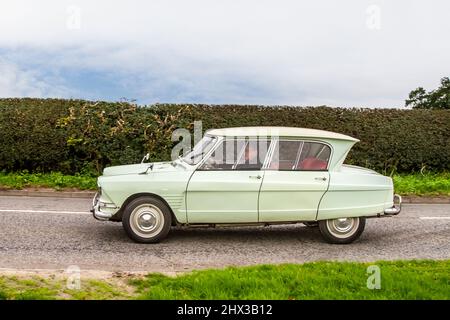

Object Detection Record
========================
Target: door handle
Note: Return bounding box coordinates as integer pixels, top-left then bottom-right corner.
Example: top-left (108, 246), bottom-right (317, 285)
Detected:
top-left (315, 177), bottom-right (327, 181)
top-left (249, 175), bottom-right (262, 179)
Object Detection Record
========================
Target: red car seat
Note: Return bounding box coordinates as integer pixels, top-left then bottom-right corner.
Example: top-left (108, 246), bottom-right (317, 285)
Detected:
top-left (297, 157), bottom-right (327, 170)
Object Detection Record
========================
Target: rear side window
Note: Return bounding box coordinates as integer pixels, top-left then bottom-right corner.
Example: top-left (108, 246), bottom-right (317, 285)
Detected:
top-left (297, 142), bottom-right (331, 171)
top-left (268, 140), bottom-right (331, 171)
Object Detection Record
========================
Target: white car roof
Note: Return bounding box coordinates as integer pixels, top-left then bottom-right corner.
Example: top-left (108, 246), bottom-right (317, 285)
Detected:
top-left (206, 127), bottom-right (359, 142)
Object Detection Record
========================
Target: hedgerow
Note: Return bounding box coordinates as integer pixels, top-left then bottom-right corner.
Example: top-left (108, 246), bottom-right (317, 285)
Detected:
top-left (0, 98), bottom-right (449, 174)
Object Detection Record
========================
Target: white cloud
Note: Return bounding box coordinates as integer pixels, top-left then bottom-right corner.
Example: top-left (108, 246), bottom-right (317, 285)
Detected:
top-left (0, 58), bottom-right (71, 98)
top-left (0, 0), bottom-right (449, 106)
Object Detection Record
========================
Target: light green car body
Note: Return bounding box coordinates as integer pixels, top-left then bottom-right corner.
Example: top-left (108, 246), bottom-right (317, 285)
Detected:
top-left (92, 127), bottom-right (399, 225)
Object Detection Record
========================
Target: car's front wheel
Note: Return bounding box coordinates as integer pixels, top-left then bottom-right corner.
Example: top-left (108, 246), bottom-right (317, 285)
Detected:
top-left (122, 196), bottom-right (172, 243)
top-left (318, 217), bottom-right (365, 244)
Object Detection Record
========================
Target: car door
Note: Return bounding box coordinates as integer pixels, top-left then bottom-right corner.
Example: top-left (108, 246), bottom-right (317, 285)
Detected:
top-left (258, 139), bottom-right (331, 222)
top-left (186, 138), bottom-right (270, 223)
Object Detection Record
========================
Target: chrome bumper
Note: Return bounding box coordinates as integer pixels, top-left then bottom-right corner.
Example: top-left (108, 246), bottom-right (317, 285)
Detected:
top-left (91, 192), bottom-right (117, 221)
top-left (384, 194), bottom-right (402, 216)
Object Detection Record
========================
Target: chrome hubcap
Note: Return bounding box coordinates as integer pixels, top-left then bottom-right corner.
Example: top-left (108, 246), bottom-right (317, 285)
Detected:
top-left (334, 218), bottom-right (353, 232)
top-left (130, 204), bottom-right (164, 238)
top-left (326, 217), bottom-right (359, 239)
top-left (138, 213), bottom-right (157, 230)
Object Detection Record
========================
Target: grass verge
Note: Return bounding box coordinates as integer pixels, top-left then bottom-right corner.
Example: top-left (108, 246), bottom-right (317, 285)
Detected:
top-left (392, 172), bottom-right (450, 196)
top-left (0, 171), bottom-right (97, 190)
top-left (0, 171), bottom-right (449, 196)
top-left (0, 276), bottom-right (131, 300)
top-left (0, 260), bottom-right (449, 300)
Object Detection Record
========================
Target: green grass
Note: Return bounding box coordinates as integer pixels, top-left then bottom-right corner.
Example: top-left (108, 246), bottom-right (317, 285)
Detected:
top-left (131, 260), bottom-right (450, 300)
top-left (0, 276), bottom-right (60, 300)
top-left (0, 171), bottom-right (449, 196)
top-left (0, 276), bottom-right (131, 300)
top-left (63, 279), bottom-right (132, 300)
top-left (1, 260), bottom-right (448, 300)
top-left (393, 172), bottom-right (450, 196)
top-left (0, 171), bottom-right (96, 190)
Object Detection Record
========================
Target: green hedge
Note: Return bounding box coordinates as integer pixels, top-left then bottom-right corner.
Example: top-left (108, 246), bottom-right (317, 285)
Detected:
top-left (0, 98), bottom-right (449, 174)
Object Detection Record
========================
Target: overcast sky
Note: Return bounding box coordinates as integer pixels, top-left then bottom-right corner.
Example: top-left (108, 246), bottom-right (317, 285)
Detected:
top-left (0, 0), bottom-right (449, 107)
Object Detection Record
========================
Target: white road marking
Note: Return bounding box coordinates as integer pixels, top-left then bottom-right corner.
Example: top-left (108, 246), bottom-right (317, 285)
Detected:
top-left (419, 216), bottom-right (450, 220)
top-left (0, 209), bottom-right (90, 215)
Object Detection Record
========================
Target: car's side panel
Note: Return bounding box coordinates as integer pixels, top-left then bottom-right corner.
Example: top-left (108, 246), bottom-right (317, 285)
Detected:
top-left (186, 170), bottom-right (264, 223)
top-left (99, 170), bottom-right (193, 223)
top-left (258, 171), bottom-right (329, 222)
top-left (317, 171), bottom-right (393, 220)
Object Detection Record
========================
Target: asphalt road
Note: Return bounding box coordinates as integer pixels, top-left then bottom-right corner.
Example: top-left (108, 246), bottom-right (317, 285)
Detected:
top-left (0, 195), bottom-right (449, 273)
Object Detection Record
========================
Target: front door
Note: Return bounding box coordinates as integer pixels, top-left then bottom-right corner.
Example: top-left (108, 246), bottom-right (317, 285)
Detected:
top-left (187, 138), bottom-right (270, 223)
top-left (258, 139), bottom-right (331, 222)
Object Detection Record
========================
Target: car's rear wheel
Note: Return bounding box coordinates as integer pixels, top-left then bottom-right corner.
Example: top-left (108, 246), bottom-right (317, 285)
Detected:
top-left (122, 196), bottom-right (172, 243)
top-left (318, 217), bottom-right (365, 244)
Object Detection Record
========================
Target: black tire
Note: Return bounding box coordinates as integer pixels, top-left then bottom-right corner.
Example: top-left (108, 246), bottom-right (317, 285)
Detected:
top-left (318, 217), bottom-right (365, 244)
top-left (122, 196), bottom-right (172, 243)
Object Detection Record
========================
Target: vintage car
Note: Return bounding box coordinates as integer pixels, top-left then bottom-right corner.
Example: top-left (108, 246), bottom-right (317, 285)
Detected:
top-left (91, 127), bottom-right (401, 244)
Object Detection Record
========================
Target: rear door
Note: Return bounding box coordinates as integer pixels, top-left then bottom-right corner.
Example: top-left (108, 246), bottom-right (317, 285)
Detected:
top-left (258, 139), bottom-right (331, 222)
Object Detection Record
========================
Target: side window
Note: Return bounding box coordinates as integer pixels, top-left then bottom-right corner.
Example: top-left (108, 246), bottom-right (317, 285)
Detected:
top-left (296, 142), bottom-right (331, 171)
top-left (234, 139), bottom-right (270, 170)
top-left (268, 140), bottom-right (331, 171)
top-left (200, 139), bottom-right (245, 170)
top-left (268, 140), bottom-right (302, 170)
top-left (200, 139), bottom-right (269, 170)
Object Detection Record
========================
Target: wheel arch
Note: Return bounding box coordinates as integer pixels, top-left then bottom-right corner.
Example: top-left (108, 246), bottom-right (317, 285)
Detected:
top-left (112, 192), bottom-right (179, 225)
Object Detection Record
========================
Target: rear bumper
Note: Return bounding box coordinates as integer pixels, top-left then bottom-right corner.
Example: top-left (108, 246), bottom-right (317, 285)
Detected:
top-left (384, 194), bottom-right (402, 215)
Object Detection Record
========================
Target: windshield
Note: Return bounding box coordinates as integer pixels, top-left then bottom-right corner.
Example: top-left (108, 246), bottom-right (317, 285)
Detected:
top-left (181, 135), bottom-right (217, 165)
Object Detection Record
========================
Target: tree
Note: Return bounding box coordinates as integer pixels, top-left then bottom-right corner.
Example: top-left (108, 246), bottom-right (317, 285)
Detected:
top-left (405, 77), bottom-right (450, 109)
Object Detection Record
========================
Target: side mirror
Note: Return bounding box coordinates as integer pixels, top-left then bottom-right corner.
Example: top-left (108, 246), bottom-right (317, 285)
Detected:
top-left (141, 153), bottom-right (150, 163)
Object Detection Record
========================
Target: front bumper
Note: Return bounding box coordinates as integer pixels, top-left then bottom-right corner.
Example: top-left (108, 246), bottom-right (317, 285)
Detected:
top-left (91, 192), bottom-right (119, 221)
top-left (384, 194), bottom-right (402, 215)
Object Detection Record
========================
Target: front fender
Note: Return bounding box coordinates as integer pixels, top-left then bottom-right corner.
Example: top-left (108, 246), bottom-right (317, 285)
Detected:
top-left (97, 171), bottom-right (193, 223)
